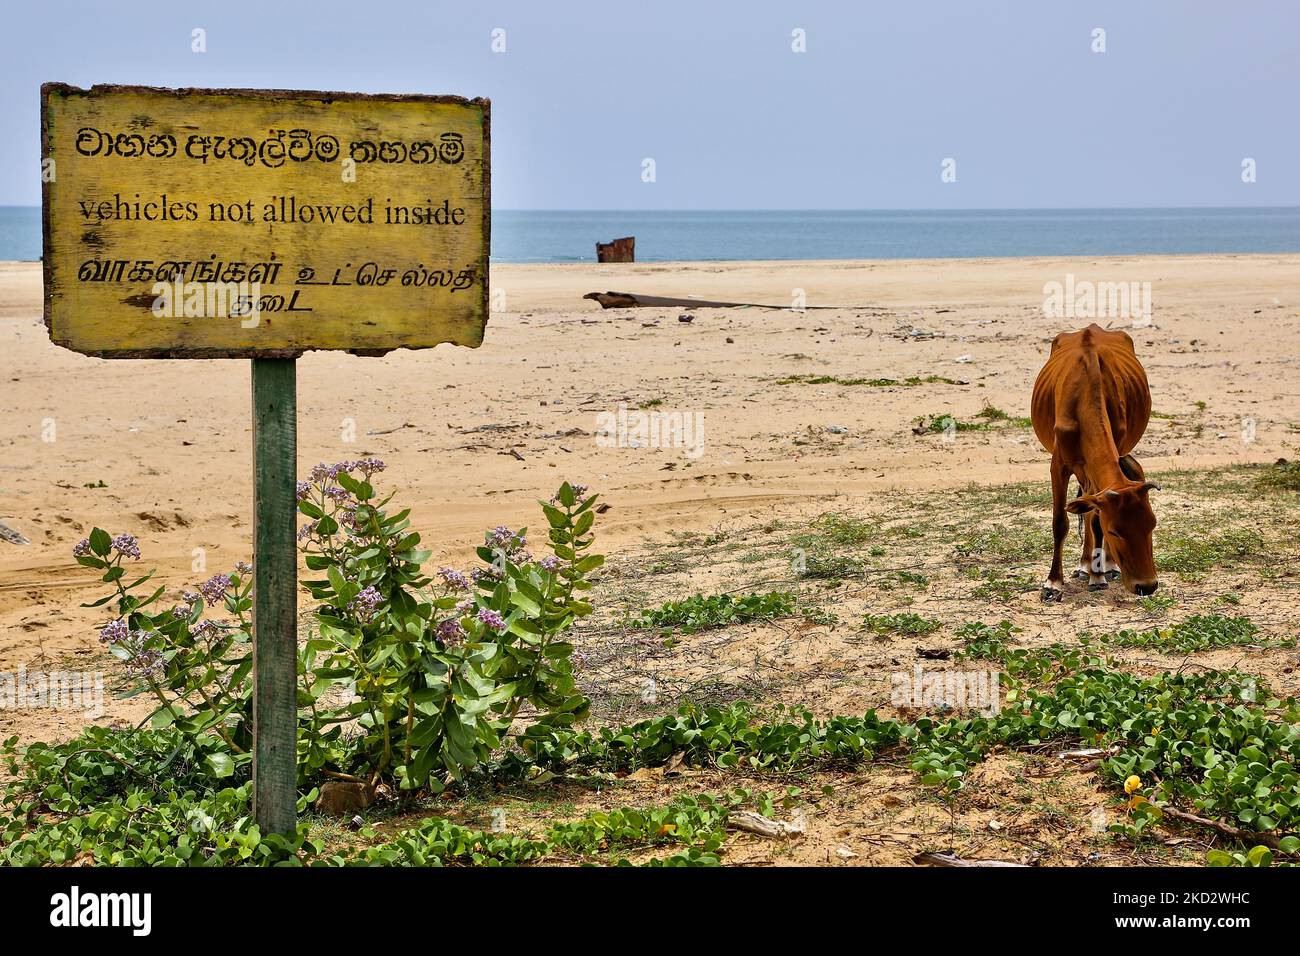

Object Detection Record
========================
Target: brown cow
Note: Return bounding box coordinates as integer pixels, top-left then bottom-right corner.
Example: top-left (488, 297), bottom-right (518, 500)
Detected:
top-left (1030, 324), bottom-right (1160, 600)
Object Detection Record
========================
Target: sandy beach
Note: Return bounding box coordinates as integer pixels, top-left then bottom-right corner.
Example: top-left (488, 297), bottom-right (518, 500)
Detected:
top-left (3, 253), bottom-right (1299, 737)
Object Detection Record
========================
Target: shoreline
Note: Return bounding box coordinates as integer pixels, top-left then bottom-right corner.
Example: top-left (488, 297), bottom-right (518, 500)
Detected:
top-left (6, 249), bottom-right (1300, 269)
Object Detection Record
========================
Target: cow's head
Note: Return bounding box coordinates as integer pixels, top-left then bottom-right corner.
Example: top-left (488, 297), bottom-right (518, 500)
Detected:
top-left (1065, 480), bottom-right (1160, 594)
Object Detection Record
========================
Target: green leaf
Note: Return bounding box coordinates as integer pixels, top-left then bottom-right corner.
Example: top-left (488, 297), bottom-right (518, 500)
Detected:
top-left (89, 528), bottom-right (112, 557)
top-left (204, 752), bottom-right (235, 778)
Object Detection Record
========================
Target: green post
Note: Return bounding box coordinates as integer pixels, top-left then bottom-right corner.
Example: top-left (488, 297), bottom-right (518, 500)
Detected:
top-left (251, 358), bottom-right (298, 836)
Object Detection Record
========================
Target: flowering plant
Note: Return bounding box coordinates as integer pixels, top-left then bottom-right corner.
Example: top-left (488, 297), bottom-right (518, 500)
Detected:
top-left (297, 466), bottom-right (599, 790)
top-left (79, 468), bottom-right (601, 794)
top-left (73, 530), bottom-right (253, 777)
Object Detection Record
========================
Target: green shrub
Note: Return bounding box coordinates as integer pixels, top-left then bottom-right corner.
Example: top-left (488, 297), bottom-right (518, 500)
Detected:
top-left (631, 592), bottom-right (797, 634)
top-left (72, 473), bottom-right (603, 794)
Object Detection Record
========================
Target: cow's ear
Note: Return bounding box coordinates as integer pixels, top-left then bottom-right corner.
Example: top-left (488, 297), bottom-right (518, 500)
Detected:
top-left (1065, 496), bottom-right (1096, 515)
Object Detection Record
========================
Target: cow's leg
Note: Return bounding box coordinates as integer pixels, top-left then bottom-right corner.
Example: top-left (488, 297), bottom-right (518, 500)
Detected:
top-left (1084, 513), bottom-right (1107, 590)
top-left (1042, 458), bottom-right (1070, 601)
top-left (1102, 529), bottom-right (1122, 581)
top-left (1071, 477), bottom-right (1091, 580)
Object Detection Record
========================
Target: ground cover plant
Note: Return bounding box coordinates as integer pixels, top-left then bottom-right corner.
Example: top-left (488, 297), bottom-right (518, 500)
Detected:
top-left (3, 464), bottom-right (1297, 867)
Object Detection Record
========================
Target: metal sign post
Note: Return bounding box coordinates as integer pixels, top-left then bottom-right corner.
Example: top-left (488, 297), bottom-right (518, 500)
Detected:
top-left (251, 357), bottom-right (298, 833)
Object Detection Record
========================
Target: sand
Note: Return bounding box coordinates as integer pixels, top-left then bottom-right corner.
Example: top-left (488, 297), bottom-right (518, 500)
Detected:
top-left (1, 253), bottom-right (1298, 747)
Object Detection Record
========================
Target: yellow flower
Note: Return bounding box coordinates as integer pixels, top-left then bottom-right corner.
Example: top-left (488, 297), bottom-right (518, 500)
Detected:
top-left (1124, 775), bottom-right (1142, 794)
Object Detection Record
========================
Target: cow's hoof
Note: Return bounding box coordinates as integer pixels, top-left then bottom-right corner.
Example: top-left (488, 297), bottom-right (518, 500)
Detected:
top-left (1105, 570), bottom-right (1121, 582)
top-left (1088, 581), bottom-right (1108, 592)
top-left (1041, 586), bottom-right (1064, 602)
top-left (1071, 569), bottom-right (1088, 580)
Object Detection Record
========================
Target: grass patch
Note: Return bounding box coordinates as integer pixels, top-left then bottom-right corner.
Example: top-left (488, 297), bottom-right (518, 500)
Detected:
top-left (914, 405), bottom-right (1033, 435)
top-left (976, 404), bottom-right (1034, 428)
top-left (1256, 459), bottom-right (1300, 492)
top-left (798, 550), bottom-right (864, 580)
top-left (1137, 594), bottom-right (1177, 617)
top-left (776, 373), bottom-right (961, 387)
top-left (794, 512), bottom-right (880, 549)
top-left (863, 611), bottom-right (941, 636)
top-left (914, 413), bottom-right (991, 434)
top-left (1160, 527), bottom-right (1265, 575)
top-left (630, 592), bottom-right (798, 634)
top-left (953, 519), bottom-right (1050, 564)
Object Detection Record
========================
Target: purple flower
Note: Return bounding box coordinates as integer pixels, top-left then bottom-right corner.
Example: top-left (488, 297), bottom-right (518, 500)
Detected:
top-left (455, 598), bottom-right (475, 615)
top-left (308, 461), bottom-right (353, 484)
top-left (296, 481), bottom-right (310, 501)
top-left (436, 618), bottom-right (465, 646)
top-left (487, 526), bottom-right (519, 549)
top-left (111, 533), bottom-right (141, 560)
top-left (353, 457), bottom-right (386, 477)
top-left (438, 567), bottom-right (470, 590)
top-left (126, 647), bottom-right (164, 679)
top-left (99, 618), bottom-right (130, 645)
top-left (476, 608), bottom-right (506, 632)
top-left (297, 524), bottom-right (315, 542)
top-left (181, 590), bottom-right (201, 604)
top-left (235, 560), bottom-right (253, 575)
top-left (348, 585), bottom-right (384, 621)
top-left (323, 485), bottom-right (351, 503)
top-left (539, 555), bottom-right (562, 573)
top-left (72, 538), bottom-right (92, 558)
top-left (192, 619), bottom-right (223, 640)
top-left (199, 573), bottom-right (232, 605)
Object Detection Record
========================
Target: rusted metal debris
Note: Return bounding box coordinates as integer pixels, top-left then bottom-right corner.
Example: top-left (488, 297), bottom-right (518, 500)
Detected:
top-left (596, 236), bottom-right (635, 262)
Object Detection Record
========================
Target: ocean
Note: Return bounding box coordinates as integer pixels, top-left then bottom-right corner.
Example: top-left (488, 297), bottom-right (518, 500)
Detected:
top-left (3, 206), bottom-right (1298, 263)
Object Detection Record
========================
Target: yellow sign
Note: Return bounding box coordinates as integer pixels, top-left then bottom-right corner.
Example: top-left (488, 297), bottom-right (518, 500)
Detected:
top-left (41, 84), bottom-right (490, 358)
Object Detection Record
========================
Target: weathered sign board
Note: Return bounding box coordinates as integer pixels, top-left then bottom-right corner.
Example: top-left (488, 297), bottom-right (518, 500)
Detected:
top-left (41, 84), bottom-right (490, 836)
top-left (42, 84), bottom-right (489, 357)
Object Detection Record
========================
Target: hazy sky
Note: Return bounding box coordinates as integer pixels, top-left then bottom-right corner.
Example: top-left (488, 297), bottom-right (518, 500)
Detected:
top-left (2, 0), bottom-right (1297, 208)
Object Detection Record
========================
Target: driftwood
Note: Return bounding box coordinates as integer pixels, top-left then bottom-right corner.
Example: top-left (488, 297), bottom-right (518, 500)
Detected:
top-left (728, 811), bottom-right (805, 839)
top-left (1161, 806), bottom-right (1294, 852)
top-left (914, 851), bottom-right (1027, 868)
top-left (0, 521), bottom-right (29, 545)
top-left (583, 291), bottom-right (839, 311)
top-left (1056, 746), bottom-right (1117, 760)
top-left (596, 237), bottom-right (635, 263)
